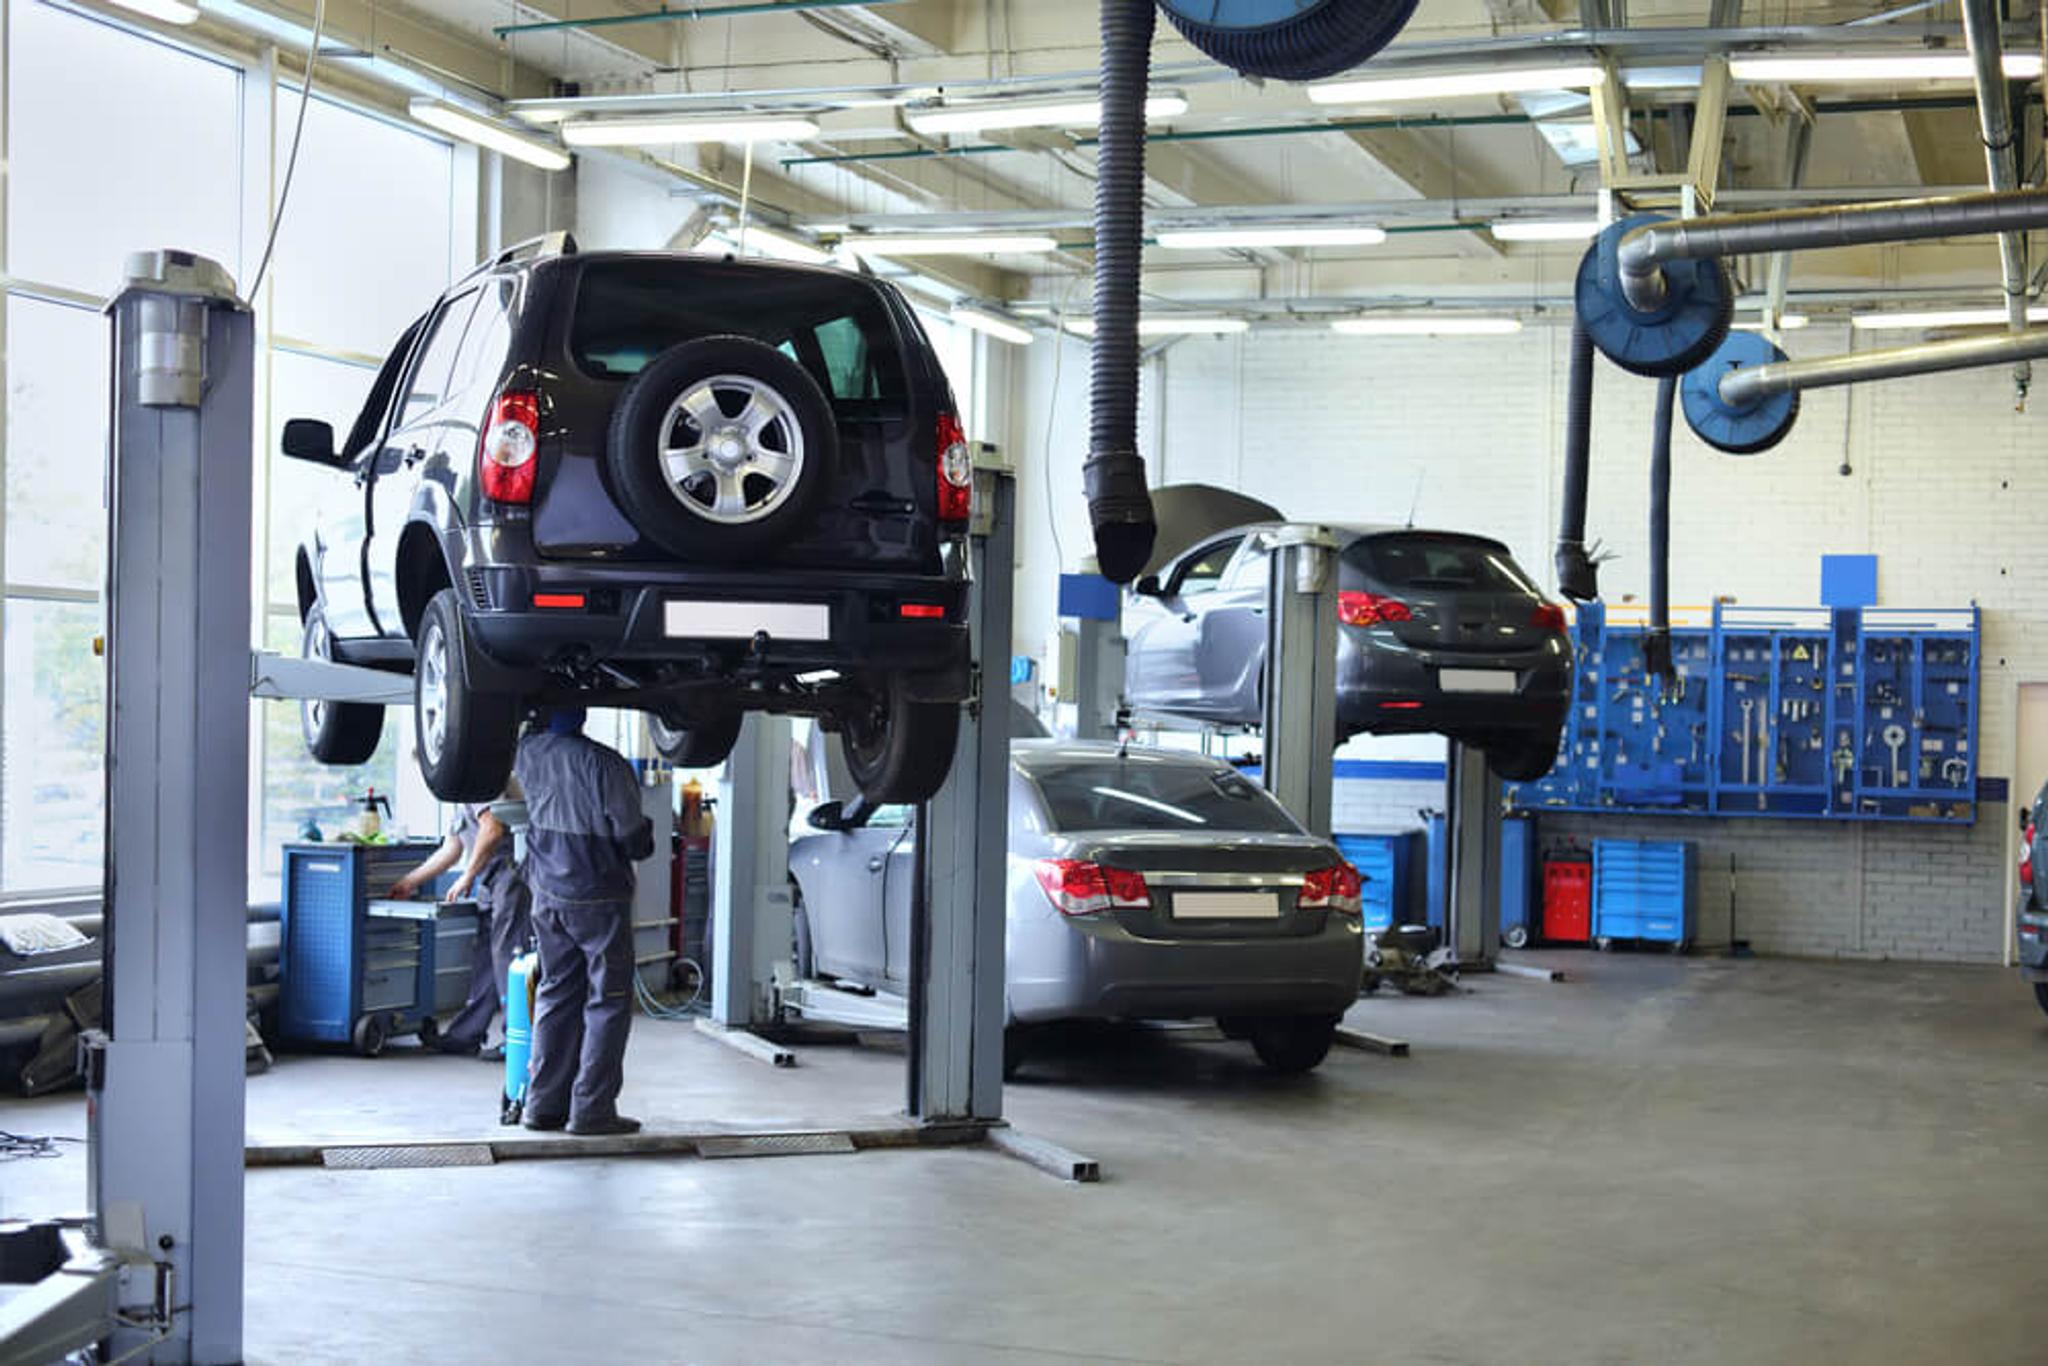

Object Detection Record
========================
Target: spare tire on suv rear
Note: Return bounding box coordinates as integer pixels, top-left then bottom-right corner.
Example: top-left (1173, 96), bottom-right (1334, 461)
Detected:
top-left (605, 335), bottom-right (836, 560)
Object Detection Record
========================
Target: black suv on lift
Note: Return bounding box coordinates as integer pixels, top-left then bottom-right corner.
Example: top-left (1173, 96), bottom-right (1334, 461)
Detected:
top-left (284, 236), bottom-right (974, 803)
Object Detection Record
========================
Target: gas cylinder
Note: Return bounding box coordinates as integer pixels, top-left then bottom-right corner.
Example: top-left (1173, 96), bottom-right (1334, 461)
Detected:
top-left (501, 950), bottom-right (539, 1125)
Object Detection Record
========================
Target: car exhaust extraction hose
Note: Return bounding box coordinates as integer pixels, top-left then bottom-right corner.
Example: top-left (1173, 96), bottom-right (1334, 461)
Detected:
top-left (1645, 372), bottom-right (1677, 683)
top-left (1086, 0), bottom-right (1160, 585)
top-left (1554, 317), bottom-right (1599, 603)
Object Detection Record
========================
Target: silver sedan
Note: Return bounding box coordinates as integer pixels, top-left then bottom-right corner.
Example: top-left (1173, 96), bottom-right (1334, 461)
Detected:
top-left (789, 740), bottom-right (1364, 1075)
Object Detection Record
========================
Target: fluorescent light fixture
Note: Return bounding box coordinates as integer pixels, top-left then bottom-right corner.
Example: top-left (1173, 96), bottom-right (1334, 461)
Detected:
top-left (1155, 225), bottom-right (1387, 250)
top-left (1309, 64), bottom-right (1606, 105)
top-left (1731, 53), bottom-right (2042, 83)
top-left (951, 305), bottom-right (1036, 346)
top-left (846, 235), bottom-right (1059, 257)
top-left (1733, 313), bottom-right (1811, 331)
top-left (1332, 316), bottom-right (1523, 336)
top-left (1489, 217), bottom-right (1603, 242)
top-left (734, 224), bottom-right (834, 265)
top-left (1850, 305), bottom-right (2048, 330)
top-left (409, 99), bottom-right (570, 172)
top-left (115, 0), bottom-right (199, 23)
top-left (905, 93), bottom-right (1188, 136)
top-left (561, 115), bottom-right (820, 147)
top-left (1062, 317), bottom-right (1251, 337)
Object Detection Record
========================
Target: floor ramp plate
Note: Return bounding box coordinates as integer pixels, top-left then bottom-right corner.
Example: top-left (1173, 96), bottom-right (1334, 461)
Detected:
top-left (321, 1144), bottom-right (497, 1170)
top-left (696, 1132), bottom-right (857, 1160)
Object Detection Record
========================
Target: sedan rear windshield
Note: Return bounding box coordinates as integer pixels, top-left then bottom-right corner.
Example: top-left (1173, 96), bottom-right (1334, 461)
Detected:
top-left (569, 260), bottom-right (910, 419)
top-left (1350, 533), bottom-right (1538, 595)
top-left (1031, 757), bottom-right (1303, 834)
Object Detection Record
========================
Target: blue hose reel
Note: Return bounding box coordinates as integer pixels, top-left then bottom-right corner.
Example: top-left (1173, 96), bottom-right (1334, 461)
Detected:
top-left (1157, 0), bottom-right (1420, 80)
top-left (1680, 331), bottom-right (1802, 455)
top-left (1574, 214), bottom-right (1735, 379)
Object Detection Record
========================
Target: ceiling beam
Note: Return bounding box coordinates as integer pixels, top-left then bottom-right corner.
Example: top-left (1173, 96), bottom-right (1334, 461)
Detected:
top-left (1337, 129), bottom-right (1506, 258)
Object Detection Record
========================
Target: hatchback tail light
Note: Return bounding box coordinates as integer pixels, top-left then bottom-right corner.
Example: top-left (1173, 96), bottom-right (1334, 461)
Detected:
top-left (479, 390), bottom-right (540, 504)
top-left (1338, 591), bottom-right (1412, 628)
top-left (1298, 862), bottom-right (1364, 916)
top-left (1033, 858), bottom-right (1150, 916)
top-left (936, 410), bottom-right (972, 526)
top-left (1531, 601), bottom-right (1569, 634)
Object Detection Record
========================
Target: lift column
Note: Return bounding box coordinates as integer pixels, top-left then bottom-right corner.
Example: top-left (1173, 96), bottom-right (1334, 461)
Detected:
top-left (1441, 742), bottom-right (1502, 965)
top-left (89, 251), bottom-right (253, 1363)
top-left (710, 714), bottom-right (794, 1030)
top-left (910, 462), bottom-right (1015, 1123)
top-left (1260, 526), bottom-right (1339, 838)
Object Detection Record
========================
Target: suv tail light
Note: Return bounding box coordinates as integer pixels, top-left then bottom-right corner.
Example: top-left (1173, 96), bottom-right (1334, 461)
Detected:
top-left (936, 410), bottom-right (972, 526)
top-left (1298, 863), bottom-right (1363, 916)
top-left (2021, 824), bottom-right (2033, 888)
top-left (479, 390), bottom-right (540, 504)
top-left (1033, 858), bottom-right (1150, 916)
top-left (1531, 601), bottom-right (1569, 634)
top-left (1338, 591), bottom-right (1412, 628)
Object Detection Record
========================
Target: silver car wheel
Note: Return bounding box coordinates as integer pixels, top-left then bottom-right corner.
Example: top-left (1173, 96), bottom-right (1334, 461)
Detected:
top-left (657, 374), bottom-right (806, 525)
top-left (418, 619), bottom-right (449, 768)
top-left (302, 613), bottom-right (331, 737)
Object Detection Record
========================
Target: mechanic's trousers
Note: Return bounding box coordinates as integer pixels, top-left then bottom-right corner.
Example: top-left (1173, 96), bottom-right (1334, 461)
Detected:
top-left (527, 895), bottom-right (634, 1126)
top-left (444, 873), bottom-right (534, 1048)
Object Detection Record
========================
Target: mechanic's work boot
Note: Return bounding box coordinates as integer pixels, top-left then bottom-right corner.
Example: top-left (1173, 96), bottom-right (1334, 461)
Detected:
top-left (566, 1114), bottom-right (642, 1137)
top-left (521, 1112), bottom-right (568, 1132)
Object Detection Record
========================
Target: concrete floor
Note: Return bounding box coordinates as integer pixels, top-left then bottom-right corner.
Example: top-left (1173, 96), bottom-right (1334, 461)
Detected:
top-left (7, 952), bottom-right (2048, 1364)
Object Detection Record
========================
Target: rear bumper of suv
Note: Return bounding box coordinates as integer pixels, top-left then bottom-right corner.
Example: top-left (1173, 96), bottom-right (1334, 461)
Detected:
top-left (459, 557), bottom-right (968, 692)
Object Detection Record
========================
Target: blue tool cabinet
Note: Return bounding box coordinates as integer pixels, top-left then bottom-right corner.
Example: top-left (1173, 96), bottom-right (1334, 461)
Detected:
top-left (1592, 838), bottom-right (1695, 949)
top-left (1334, 832), bottom-right (1416, 932)
top-left (279, 843), bottom-right (477, 1055)
top-left (1509, 602), bottom-right (1978, 825)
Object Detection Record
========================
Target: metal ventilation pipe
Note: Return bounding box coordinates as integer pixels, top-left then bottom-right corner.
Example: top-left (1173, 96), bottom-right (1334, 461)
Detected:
top-left (1718, 327), bottom-right (2048, 407)
top-left (1960, 0), bottom-right (2031, 401)
top-left (1616, 189), bottom-right (2048, 313)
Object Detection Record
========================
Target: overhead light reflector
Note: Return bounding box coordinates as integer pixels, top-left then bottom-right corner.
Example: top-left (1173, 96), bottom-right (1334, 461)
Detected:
top-left (1733, 313), bottom-right (1811, 331)
top-left (561, 115), bottom-right (821, 147)
top-left (1332, 316), bottom-right (1523, 336)
top-left (1731, 53), bottom-right (2042, 83)
top-left (906, 94), bottom-right (1188, 136)
top-left (1063, 317), bottom-right (1251, 337)
top-left (1309, 65), bottom-right (1606, 105)
top-left (1851, 306), bottom-right (2048, 330)
top-left (1155, 225), bottom-right (1387, 250)
top-left (409, 99), bottom-right (570, 172)
top-left (847, 235), bottom-right (1060, 257)
top-left (1489, 218), bottom-right (1603, 242)
top-left (951, 305), bottom-right (1036, 346)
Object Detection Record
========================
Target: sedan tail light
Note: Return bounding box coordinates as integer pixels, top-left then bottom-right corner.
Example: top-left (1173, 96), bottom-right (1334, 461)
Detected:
top-left (1531, 601), bottom-right (1569, 634)
top-left (1033, 858), bottom-right (1150, 916)
top-left (1338, 591), bottom-right (1412, 627)
top-left (479, 390), bottom-right (540, 504)
top-left (1298, 862), bottom-right (1363, 916)
top-left (936, 410), bottom-right (972, 526)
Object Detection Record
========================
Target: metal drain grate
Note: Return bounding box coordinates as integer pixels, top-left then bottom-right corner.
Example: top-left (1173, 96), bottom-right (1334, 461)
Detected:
top-left (321, 1144), bottom-right (496, 1170)
top-left (696, 1132), bottom-right (855, 1160)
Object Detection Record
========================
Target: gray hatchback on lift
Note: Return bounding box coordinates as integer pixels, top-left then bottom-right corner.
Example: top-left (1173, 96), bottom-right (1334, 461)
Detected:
top-left (790, 739), bottom-right (1365, 1075)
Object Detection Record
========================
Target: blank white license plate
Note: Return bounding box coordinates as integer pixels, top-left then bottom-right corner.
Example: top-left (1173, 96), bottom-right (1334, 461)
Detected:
top-left (1439, 668), bottom-right (1518, 694)
top-left (1174, 891), bottom-right (1282, 920)
top-left (665, 599), bottom-right (830, 641)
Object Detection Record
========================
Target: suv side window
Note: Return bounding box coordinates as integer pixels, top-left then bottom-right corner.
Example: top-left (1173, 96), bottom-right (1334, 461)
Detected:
top-left (340, 313), bottom-right (428, 462)
top-left (394, 289), bottom-right (480, 429)
top-left (444, 276), bottom-right (516, 411)
top-left (1172, 538), bottom-right (1243, 598)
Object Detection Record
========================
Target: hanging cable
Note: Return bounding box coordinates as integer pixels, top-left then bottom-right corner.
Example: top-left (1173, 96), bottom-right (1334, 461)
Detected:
top-left (246, 0), bottom-right (327, 302)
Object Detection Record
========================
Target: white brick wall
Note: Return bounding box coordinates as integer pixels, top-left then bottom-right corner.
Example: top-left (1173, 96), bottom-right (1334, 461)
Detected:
top-left (1004, 323), bottom-right (2041, 965)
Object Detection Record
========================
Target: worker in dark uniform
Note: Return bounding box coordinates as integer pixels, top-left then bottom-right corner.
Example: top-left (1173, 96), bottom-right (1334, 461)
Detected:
top-left (513, 707), bottom-right (653, 1136)
top-left (391, 792), bottom-right (531, 1061)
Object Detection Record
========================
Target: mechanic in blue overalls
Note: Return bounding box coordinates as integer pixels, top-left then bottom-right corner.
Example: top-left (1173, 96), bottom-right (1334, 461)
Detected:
top-left (513, 706), bottom-right (654, 1136)
top-left (391, 793), bottom-right (531, 1061)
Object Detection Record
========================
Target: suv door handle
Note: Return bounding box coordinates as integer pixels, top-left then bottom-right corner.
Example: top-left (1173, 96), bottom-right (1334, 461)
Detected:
top-left (866, 857), bottom-right (885, 873)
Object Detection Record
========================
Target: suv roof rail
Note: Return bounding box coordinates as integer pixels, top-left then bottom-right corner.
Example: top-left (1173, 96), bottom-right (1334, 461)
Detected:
top-left (456, 231), bottom-right (578, 286)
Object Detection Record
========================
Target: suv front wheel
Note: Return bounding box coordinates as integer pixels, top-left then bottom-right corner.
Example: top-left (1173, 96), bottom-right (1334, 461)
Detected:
top-left (415, 589), bottom-right (522, 801)
top-left (840, 676), bottom-right (960, 805)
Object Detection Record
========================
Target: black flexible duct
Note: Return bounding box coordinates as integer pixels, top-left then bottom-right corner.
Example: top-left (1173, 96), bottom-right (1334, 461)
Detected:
top-left (1086, 0), bottom-right (1159, 585)
top-left (1645, 373), bottom-right (1677, 683)
top-left (1555, 317), bottom-right (1598, 602)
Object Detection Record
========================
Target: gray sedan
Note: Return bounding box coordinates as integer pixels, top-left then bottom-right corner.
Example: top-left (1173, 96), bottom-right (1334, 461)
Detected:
top-left (789, 740), bottom-right (1364, 1074)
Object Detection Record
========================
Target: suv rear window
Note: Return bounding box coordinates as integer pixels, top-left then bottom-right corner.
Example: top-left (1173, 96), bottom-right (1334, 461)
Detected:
top-left (570, 260), bottom-right (909, 417)
top-left (1351, 533), bottom-right (1538, 595)
top-left (1030, 756), bottom-right (1303, 834)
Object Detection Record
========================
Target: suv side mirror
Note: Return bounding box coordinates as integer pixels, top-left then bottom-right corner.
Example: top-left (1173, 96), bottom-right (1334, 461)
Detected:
top-left (1134, 573), bottom-right (1162, 598)
top-left (282, 418), bottom-right (340, 466)
top-left (807, 801), bottom-right (847, 832)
